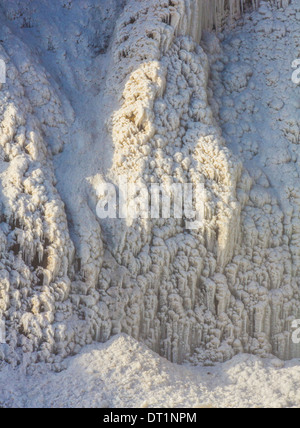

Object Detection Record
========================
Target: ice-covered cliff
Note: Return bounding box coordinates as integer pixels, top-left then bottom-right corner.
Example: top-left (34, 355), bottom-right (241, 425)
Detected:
top-left (0, 0), bottom-right (299, 368)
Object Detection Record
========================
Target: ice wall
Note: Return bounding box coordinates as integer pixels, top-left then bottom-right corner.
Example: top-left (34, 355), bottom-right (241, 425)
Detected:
top-left (0, 0), bottom-right (298, 367)
top-left (95, 0), bottom-right (299, 363)
top-left (0, 16), bottom-right (76, 365)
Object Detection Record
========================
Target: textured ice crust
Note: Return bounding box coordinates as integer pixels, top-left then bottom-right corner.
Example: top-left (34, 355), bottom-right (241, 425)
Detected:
top-left (0, 0), bottom-right (299, 370)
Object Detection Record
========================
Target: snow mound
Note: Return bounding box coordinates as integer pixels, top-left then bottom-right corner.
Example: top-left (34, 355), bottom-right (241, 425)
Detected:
top-left (1, 334), bottom-right (300, 408)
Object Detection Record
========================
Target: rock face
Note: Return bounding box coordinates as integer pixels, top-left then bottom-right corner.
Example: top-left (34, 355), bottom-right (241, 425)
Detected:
top-left (0, 0), bottom-right (299, 367)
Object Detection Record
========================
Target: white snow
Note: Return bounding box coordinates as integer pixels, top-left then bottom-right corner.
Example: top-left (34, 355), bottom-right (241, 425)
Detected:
top-left (0, 0), bottom-right (299, 409)
top-left (1, 334), bottom-right (300, 408)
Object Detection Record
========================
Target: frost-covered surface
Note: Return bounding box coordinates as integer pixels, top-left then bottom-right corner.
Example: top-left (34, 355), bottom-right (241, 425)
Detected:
top-left (0, 0), bottom-right (299, 410)
top-left (0, 0), bottom-right (299, 394)
top-left (209, 0), bottom-right (300, 361)
top-left (1, 334), bottom-right (300, 408)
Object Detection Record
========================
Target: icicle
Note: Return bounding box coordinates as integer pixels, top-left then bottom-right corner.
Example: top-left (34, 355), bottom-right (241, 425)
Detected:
top-left (183, 0), bottom-right (263, 44)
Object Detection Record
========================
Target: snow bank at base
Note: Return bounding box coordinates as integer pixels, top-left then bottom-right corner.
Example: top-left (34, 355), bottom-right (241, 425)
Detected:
top-left (1, 334), bottom-right (300, 408)
top-left (0, 0), bottom-right (298, 369)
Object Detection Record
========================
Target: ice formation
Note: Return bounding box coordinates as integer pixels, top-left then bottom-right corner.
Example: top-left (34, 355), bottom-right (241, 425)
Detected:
top-left (0, 0), bottom-right (299, 370)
